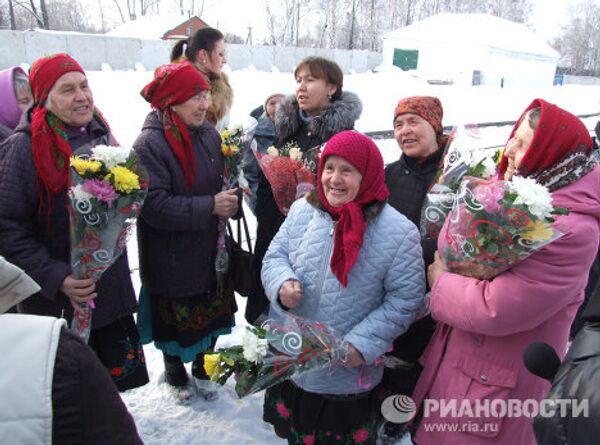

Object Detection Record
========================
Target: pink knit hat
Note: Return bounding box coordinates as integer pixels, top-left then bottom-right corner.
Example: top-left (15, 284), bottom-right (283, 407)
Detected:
top-left (0, 66), bottom-right (27, 129)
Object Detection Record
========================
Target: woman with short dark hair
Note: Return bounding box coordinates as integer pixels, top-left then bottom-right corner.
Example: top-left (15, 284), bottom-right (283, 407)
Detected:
top-left (249, 56), bottom-right (362, 324)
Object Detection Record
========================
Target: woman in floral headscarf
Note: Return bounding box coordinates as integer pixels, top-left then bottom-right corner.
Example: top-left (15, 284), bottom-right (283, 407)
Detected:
top-left (412, 99), bottom-right (600, 444)
top-left (135, 61), bottom-right (239, 400)
top-left (0, 53), bottom-right (148, 392)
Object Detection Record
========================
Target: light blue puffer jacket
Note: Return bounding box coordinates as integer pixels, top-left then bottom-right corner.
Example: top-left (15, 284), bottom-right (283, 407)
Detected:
top-left (262, 198), bottom-right (425, 395)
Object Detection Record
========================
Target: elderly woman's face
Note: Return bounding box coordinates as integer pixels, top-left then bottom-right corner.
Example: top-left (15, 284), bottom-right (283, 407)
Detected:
top-left (504, 118), bottom-right (534, 180)
top-left (321, 155), bottom-right (362, 207)
top-left (46, 72), bottom-right (94, 127)
top-left (265, 95), bottom-right (283, 121)
top-left (16, 86), bottom-right (33, 113)
top-left (171, 91), bottom-right (209, 128)
top-left (393, 112), bottom-right (438, 159)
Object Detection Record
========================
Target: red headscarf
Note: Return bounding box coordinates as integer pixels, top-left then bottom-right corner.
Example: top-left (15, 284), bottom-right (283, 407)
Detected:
top-left (317, 130), bottom-right (389, 287)
top-left (499, 98), bottom-right (593, 179)
top-left (29, 53), bottom-right (104, 204)
top-left (140, 62), bottom-right (210, 189)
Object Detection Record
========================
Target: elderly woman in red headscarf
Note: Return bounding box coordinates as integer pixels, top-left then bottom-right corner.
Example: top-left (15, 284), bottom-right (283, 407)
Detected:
top-left (0, 53), bottom-right (148, 391)
top-left (411, 99), bottom-right (600, 445)
top-left (134, 61), bottom-right (239, 400)
top-left (260, 130), bottom-right (425, 444)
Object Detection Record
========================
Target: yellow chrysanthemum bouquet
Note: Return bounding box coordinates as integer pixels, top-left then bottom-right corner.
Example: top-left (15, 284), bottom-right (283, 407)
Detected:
top-left (220, 123), bottom-right (255, 190)
top-left (215, 122), bottom-right (256, 298)
top-left (68, 145), bottom-right (148, 341)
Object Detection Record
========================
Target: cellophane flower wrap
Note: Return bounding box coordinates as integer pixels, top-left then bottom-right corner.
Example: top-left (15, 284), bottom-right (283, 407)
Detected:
top-left (215, 122), bottom-right (256, 298)
top-left (421, 125), bottom-right (501, 239)
top-left (68, 145), bottom-right (148, 341)
top-left (253, 142), bottom-right (319, 215)
top-left (203, 311), bottom-right (347, 398)
top-left (440, 175), bottom-right (568, 280)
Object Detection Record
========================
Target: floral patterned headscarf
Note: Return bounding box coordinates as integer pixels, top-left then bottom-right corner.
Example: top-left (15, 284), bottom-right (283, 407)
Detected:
top-left (141, 62), bottom-right (210, 189)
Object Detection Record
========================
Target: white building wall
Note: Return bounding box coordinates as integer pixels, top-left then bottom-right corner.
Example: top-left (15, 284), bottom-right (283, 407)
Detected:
top-left (381, 37), bottom-right (557, 87)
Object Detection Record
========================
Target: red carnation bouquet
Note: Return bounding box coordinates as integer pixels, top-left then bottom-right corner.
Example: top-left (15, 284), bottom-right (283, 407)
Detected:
top-left (254, 142), bottom-right (320, 215)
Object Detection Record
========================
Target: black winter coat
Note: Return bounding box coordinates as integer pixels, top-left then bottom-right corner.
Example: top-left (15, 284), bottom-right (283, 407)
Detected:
top-left (0, 117), bottom-right (137, 328)
top-left (134, 111), bottom-right (225, 298)
top-left (384, 147), bottom-right (444, 268)
top-left (380, 146), bottom-right (444, 397)
top-left (248, 92), bottom-right (362, 324)
top-left (533, 323), bottom-right (600, 444)
top-left (534, 274), bottom-right (600, 444)
top-left (53, 327), bottom-right (143, 444)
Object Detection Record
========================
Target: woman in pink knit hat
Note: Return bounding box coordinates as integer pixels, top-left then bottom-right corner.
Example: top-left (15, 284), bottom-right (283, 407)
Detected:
top-left (0, 66), bottom-right (32, 143)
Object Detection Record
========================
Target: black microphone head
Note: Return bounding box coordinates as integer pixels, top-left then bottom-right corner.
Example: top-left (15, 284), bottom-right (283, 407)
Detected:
top-left (523, 342), bottom-right (561, 382)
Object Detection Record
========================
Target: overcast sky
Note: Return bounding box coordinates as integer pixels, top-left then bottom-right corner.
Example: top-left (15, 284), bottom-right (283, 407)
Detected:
top-left (87, 0), bottom-right (579, 43)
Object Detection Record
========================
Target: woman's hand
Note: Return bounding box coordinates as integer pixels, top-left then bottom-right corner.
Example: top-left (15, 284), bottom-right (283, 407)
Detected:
top-left (60, 274), bottom-right (97, 311)
top-left (427, 251), bottom-right (447, 288)
top-left (278, 280), bottom-right (303, 308)
top-left (343, 343), bottom-right (365, 368)
top-left (213, 188), bottom-right (239, 218)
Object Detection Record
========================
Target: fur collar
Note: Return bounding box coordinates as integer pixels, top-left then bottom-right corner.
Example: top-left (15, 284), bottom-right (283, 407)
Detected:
top-left (206, 71), bottom-right (233, 128)
top-left (274, 91), bottom-right (362, 145)
top-left (305, 190), bottom-right (386, 224)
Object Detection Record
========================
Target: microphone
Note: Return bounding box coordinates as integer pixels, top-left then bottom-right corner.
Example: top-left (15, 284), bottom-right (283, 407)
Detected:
top-left (523, 342), bottom-right (561, 382)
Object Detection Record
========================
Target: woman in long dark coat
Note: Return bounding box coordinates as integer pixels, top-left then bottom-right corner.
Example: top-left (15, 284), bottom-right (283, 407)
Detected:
top-left (135, 61), bottom-right (239, 400)
top-left (0, 53), bottom-right (148, 392)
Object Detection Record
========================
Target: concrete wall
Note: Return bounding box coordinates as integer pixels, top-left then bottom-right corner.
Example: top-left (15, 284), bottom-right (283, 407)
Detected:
top-left (563, 75), bottom-right (600, 86)
top-left (0, 30), bottom-right (382, 73)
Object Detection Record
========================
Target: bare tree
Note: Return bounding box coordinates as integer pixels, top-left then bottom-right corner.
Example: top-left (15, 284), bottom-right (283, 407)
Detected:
top-left (12, 0), bottom-right (49, 28)
top-left (9, 0), bottom-right (17, 29)
top-left (112, 0), bottom-right (126, 22)
top-left (552, 0), bottom-right (600, 76)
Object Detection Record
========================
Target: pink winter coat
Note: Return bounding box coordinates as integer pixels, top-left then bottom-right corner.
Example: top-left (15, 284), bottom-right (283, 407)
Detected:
top-left (412, 166), bottom-right (600, 445)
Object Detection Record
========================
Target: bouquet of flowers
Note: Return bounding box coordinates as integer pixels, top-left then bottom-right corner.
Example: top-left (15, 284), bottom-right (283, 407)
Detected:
top-left (421, 124), bottom-right (501, 239)
top-left (203, 312), bottom-right (347, 398)
top-left (214, 122), bottom-right (257, 298)
top-left (440, 175), bottom-right (568, 280)
top-left (220, 123), bottom-right (257, 190)
top-left (254, 142), bottom-right (319, 215)
top-left (68, 145), bottom-right (148, 341)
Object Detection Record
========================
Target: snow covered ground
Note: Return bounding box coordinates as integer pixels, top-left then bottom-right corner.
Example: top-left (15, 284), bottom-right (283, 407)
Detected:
top-left (81, 67), bottom-right (600, 444)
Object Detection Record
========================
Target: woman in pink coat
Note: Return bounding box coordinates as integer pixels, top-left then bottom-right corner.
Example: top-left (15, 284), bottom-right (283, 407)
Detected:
top-left (411, 99), bottom-right (600, 445)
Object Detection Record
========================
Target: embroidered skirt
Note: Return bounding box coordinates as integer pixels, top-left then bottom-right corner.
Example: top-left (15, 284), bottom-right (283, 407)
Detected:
top-left (88, 315), bottom-right (149, 392)
top-left (263, 380), bottom-right (380, 445)
top-left (137, 286), bottom-right (236, 363)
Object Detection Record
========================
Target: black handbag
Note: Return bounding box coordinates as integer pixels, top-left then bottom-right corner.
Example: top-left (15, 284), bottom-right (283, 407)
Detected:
top-left (226, 210), bottom-right (254, 297)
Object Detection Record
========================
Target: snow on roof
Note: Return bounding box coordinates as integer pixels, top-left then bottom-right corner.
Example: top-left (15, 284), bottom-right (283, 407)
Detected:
top-left (106, 14), bottom-right (197, 40)
top-left (383, 13), bottom-right (559, 59)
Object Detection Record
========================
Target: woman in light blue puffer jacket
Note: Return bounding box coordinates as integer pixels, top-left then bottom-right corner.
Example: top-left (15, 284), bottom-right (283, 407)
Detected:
top-left (261, 131), bottom-right (425, 445)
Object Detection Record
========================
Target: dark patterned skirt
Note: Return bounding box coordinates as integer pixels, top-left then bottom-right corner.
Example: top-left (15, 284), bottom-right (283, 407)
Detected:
top-left (137, 286), bottom-right (236, 363)
top-left (263, 380), bottom-right (380, 445)
top-left (88, 315), bottom-right (149, 392)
